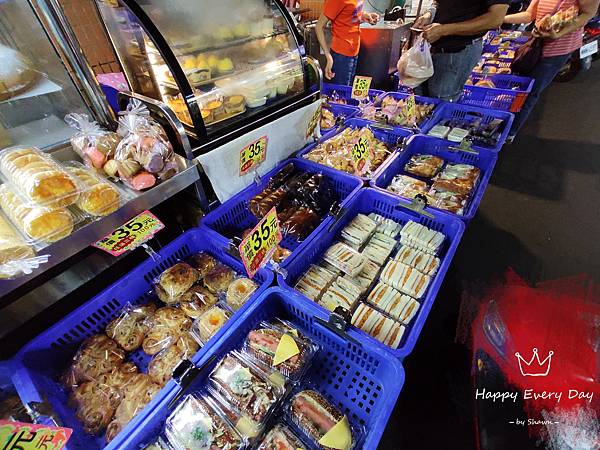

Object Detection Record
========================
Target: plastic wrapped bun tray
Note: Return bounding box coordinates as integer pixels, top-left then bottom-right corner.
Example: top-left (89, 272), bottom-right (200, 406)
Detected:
top-left (114, 287), bottom-right (405, 450)
top-left (11, 228), bottom-right (272, 450)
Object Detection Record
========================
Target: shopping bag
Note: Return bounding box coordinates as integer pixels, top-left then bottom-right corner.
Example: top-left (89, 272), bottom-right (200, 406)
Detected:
top-left (397, 35), bottom-right (434, 88)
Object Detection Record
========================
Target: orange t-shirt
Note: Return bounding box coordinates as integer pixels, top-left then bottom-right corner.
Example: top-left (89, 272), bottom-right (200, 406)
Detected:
top-left (324, 0), bottom-right (364, 57)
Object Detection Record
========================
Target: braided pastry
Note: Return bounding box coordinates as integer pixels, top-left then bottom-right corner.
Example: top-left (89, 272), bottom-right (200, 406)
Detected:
top-left (142, 307), bottom-right (191, 355)
top-left (105, 303), bottom-right (156, 351)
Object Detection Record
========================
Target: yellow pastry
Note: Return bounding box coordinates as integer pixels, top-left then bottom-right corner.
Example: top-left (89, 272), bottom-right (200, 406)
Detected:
top-left (0, 213), bottom-right (34, 266)
top-left (0, 147), bottom-right (79, 207)
top-left (206, 100), bottom-right (224, 118)
top-left (201, 109), bottom-right (214, 124)
top-left (196, 54), bottom-right (206, 66)
top-left (181, 56), bottom-right (196, 70)
top-left (215, 26), bottom-right (233, 41)
top-left (0, 184), bottom-right (73, 242)
top-left (233, 23), bottom-right (250, 38)
top-left (217, 57), bottom-right (234, 74)
top-left (224, 95), bottom-right (245, 114)
top-left (66, 166), bottom-right (121, 216)
top-left (207, 55), bottom-right (219, 71)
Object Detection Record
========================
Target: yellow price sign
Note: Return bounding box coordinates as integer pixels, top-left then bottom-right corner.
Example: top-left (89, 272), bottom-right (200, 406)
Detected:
top-left (239, 207), bottom-right (282, 278)
top-left (93, 210), bottom-right (165, 256)
top-left (240, 136), bottom-right (268, 176)
top-left (351, 135), bottom-right (370, 176)
top-left (0, 420), bottom-right (72, 450)
top-left (405, 94), bottom-right (416, 119)
top-left (351, 76), bottom-right (372, 100)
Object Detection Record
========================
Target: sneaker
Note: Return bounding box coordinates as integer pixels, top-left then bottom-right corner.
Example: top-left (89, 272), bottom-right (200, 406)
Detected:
top-left (505, 134), bottom-right (516, 145)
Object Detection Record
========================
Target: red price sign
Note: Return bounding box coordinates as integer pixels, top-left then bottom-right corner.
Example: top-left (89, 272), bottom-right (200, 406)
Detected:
top-left (93, 210), bottom-right (164, 256)
top-left (240, 136), bottom-right (268, 176)
top-left (351, 76), bottom-right (372, 100)
top-left (0, 420), bottom-right (72, 450)
top-left (239, 207), bottom-right (282, 278)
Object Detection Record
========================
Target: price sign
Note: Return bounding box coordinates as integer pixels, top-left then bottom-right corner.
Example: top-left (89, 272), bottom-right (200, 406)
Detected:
top-left (351, 76), bottom-right (372, 100)
top-left (93, 210), bottom-right (165, 256)
top-left (0, 420), bottom-right (72, 450)
top-left (240, 136), bottom-right (268, 176)
top-left (405, 94), bottom-right (416, 119)
top-left (239, 207), bottom-right (282, 278)
top-left (351, 135), bottom-right (370, 176)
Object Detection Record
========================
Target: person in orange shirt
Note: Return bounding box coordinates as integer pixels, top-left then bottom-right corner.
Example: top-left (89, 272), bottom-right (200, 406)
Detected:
top-left (315, 0), bottom-right (379, 85)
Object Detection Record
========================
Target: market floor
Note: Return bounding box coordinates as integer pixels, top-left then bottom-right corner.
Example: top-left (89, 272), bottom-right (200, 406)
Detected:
top-left (378, 67), bottom-right (600, 450)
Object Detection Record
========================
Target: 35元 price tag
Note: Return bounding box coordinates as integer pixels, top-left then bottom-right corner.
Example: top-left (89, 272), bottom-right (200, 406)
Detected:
top-left (351, 135), bottom-right (370, 176)
top-left (93, 210), bottom-right (164, 256)
top-left (0, 420), bottom-right (72, 450)
top-left (351, 76), bottom-right (372, 100)
top-left (240, 136), bottom-right (268, 176)
top-left (239, 207), bottom-right (282, 278)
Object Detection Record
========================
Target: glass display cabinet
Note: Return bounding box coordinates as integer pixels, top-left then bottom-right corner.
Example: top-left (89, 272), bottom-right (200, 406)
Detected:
top-left (95, 0), bottom-right (320, 149)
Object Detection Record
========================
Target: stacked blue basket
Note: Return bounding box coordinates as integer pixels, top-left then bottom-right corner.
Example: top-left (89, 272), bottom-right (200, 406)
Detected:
top-left (322, 82), bottom-right (385, 106)
top-left (12, 229), bottom-right (273, 450)
top-left (461, 74), bottom-right (535, 112)
top-left (374, 92), bottom-right (444, 133)
top-left (113, 287), bottom-right (405, 450)
top-left (278, 188), bottom-right (465, 359)
top-left (373, 135), bottom-right (499, 221)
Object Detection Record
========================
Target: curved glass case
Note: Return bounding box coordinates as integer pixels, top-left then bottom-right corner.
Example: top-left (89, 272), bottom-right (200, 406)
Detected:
top-left (96, 0), bottom-right (311, 145)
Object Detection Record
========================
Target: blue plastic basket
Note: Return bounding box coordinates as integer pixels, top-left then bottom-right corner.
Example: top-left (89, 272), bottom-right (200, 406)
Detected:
top-left (297, 118), bottom-right (412, 183)
top-left (461, 74), bottom-right (535, 112)
top-left (426, 103), bottom-right (514, 152)
top-left (372, 135), bottom-right (498, 221)
top-left (12, 228), bottom-right (273, 450)
top-left (115, 287), bottom-right (404, 450)
top-left (376, 92), bottom-right (444, 133)
top-left (321, 103), bottom-right (361, 133)
top-left (278, 188), bottom-right (465, 359)
top-left (200, 158), bottom-right (363, 270)
top-left (322, 82), bottom-right (385, 106)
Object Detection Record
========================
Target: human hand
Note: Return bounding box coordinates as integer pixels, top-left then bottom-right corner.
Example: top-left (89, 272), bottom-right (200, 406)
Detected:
top-left (413, 11), bottom-right (432, 30)
top-left (324, 53), bottom-right (335, 80)
top-left (423, 23), bottom-right (446, 43)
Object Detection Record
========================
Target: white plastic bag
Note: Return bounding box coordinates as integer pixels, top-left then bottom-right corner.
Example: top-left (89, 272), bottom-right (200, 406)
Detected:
top-left (397, 35), bottom-right (434, 88)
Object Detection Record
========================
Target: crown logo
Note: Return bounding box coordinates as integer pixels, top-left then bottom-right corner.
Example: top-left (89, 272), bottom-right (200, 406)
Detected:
top-left (515, 348), bottom-right (554, 377)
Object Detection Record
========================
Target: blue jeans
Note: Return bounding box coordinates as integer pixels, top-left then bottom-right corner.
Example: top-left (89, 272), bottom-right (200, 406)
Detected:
top-left (424, 40), bottom-right (484, 101)
top-left (510, 53), bottom-right (572, 136)
top-left (330, 50), bottom-right (358, 86)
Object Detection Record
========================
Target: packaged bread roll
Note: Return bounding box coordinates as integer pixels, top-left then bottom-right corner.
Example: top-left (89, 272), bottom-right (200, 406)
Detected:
top-left (0, 213), bottom-right (34, 265)
top-left (0, 184), bottom-right (74, 243)
top-left (65, 164), bottom-right (121, 216)
top-left (0, 147), bottom-right (80, 207)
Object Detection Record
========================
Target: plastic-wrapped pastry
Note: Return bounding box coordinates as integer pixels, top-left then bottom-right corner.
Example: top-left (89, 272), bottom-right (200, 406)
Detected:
top-left (226, 277), bottom-right (257, 311)
top-left (323, 242), bottom-right (366, 277)
top-left (295, 264), bottom-right (337, 301)
top-left (155, 263), bottom-right (200, 304)
top-left (192, 305), bottom-right (230, 343)
top-left (290, 390), bottom-right (354, 450)
top-left (65, 113), bottom-right (121, 172)
top-left (426, 189), bottom-right (467, 215)
top-left (368, 213), bottom-right (402, 238)
top-left (105, 303), bottom-right (156, 351)
top-left (70, 362), bottom-right (138, 435)
top-left (66, 165), bottom-right (121, 216)
top-left (148, 334), bottom-right (199, 386)
top-left (380, 260), bottom-right (430, 299)
top-left (404, 154), bottom-right (445, 178)
top-left (165, 394), bottom-right (243, 450)
top-left (203, 264), bottom-right (235, 293)
top-left (188, 252), bottom-right (218, 278)
top-left (431, 163), bottom-right (480, 196)
top-left (0, 184), bottom-right (74, 243)
top-left (351, 303), bottom-right (405, 348)
top-left (258, 423), bottom-right (308, 450)
top-left (209, 352), bottom-right (281, 424)
top-left (0, 147), bottom-right (80, 207)
top-left (320, 277), bottom-right (361, 312)
top-left (362, 232), bottom-right (397, 266)
top-left (243, 326), bottom-right (313, 379)
top-left (399, 220), bottom-right (445, 254)
top-left (179, 285), bottom-right (218, 318)
top-left (0, 45), bottom-right (40, 102)
top-left (281, 207), bottom-right (319, 240)
top-left (386, 174), bottom-right (429, 199)
top-left (0, 212), bottom-right (34, 267)
top-left (340, 214), bottom-right (377, 249)
top-left (394, 246), bottom-right (440, 276)
top-left (321, 107), bottom-right (336, 130)
top-left (367, 283), bottom-right (420, 325)
top-left (143, 307), bottom-right (192, 355)
top-left (105, 373), bottom-right (162, 442)
top-left (62, 334), bottom-right (126, 388)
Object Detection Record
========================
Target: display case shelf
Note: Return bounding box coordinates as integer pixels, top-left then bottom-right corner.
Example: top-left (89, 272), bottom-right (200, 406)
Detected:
top-left (0, 151), bottom-right (200, 300)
